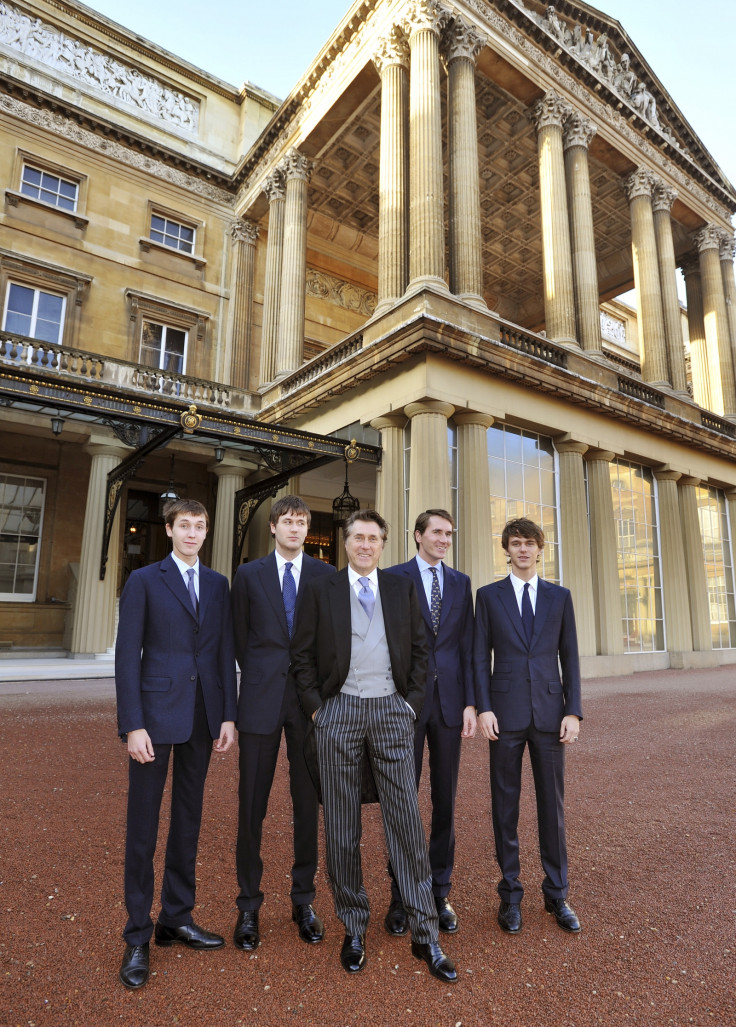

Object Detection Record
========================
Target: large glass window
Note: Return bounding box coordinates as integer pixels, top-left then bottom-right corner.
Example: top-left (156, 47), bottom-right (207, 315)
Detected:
top-left (2, 283), bottom-right (65, 345)
top-left (21, 164), bottom-right (79, 212)
top-left (139, 321), bottom-right (187, 374)
top-left (487, 424), bottom-right (559, 582)
top-left (0, 474), bottom-right (45, 601)
top-left (697, 485), bottom-right (736, 649)
top-left (610, 459), bottom-right (664, 652)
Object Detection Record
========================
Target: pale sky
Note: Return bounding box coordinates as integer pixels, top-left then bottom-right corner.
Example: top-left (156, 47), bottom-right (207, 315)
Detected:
top-left (82, 0), bottom-right (736, 192)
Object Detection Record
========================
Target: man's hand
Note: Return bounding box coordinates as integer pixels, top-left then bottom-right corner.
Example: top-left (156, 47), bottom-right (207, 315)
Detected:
top-left (214, 721), bottom-right (236, 753)
top-left (461, 706), bottom-right (477, 738)
top-left (127, 728), bottom-right (155, 763)
top-left (477, 711), bottom-right (499, 740)
top-left (559, 715), bottom-right (580, 744)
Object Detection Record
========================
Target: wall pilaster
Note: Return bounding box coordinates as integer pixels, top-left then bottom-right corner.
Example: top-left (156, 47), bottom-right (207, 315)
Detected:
top-left (653, 468), bottom-right (693, 656)
top-left (228, 218), bottom-right (259, 391)
top-left (563, 111), bottom-right (601, 353)
top-left (584, 449), bottom-right (624, 655)
top-left (555, 438), bottom-right (596, 656)
top-left (454, 410), bottom-right (493, 587)
top-left (259, 171), bottom-right (286, 385)
top-left (276, 149), bottom-right (313, 378)
top-left (677, 476), bottom-right (712, 650)
top-left (370, 413), bottom-right (407, 567)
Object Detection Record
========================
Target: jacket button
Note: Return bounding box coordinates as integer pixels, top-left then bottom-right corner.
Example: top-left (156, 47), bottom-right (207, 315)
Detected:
top-left (190, 675), bottom-right (196, 681)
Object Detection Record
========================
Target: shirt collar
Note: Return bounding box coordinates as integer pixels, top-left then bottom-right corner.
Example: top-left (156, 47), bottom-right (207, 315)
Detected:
top-left (275, 549), bottom-right (303, 572)
top-left (415, 553), bottom-right (443, 578)
top-left (171, 552), bottom-right (199, 578)
top-left (509, 570), bottom-right (538, 596)
top-left (348, 566), bottom-right (378, 588)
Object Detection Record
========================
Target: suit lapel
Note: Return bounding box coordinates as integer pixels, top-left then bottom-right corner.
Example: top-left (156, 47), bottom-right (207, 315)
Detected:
top-left (438, 564), bottom-right (457, 633)
top-left (258, 552), bottom-right (288, 635)
top-left (198, 565), bottom-right (213, 624)
top-left (530, 578), bottom-right (552, 646)
top-left (499, 575), bottom-right (527, 648)
top-left (160, 554), bottom-right (198, 620)
top-left (329, 570), bottom-right (353, 674)
top-left (407, 559), bottom-right (433, 634)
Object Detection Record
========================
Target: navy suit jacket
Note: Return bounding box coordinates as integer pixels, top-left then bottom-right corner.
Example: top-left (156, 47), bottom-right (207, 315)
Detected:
top-left (385, 558), bottom-right (474, 726)
top-left (115, 554), bottom-right (237, 744)
top-left (231, 551), bottom-right (335, 734)
top-left (473, 576), bottom-right (582, 733)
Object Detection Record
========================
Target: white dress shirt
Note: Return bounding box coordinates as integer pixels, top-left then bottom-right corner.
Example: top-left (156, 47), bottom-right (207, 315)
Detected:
top-left (275, 549), bottom-right (303, 591)
top-left (509, 570), bottom-right (538, 614)
top-left (171, 552), bottom-right (200, 600)
top-left (415, 553), bottom-right (443, 607)
top-left (348, 565), bottom-right (378, 597)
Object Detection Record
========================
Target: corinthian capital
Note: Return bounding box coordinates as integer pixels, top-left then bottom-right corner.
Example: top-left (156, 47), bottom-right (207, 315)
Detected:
top-left (527, 90), bottom-right (572, 132)
top-left (651, 179), bottom-right (677, 213)
top-left (718, 231), bottom-right (736, 263)
top-left (373, 26), bottom-right (410, 73)
top-left (693, 223), bottom-right (726, 253)
top-left (402, 0), bottom-right (451, 38)
top-left (440, 16), bottom-right (486, 65)
top-left (562, 110), bottom-right (596, 150)
top-left (622, 167), bottom-right (655, 202)
top-left (230, 218), bottom-right (259, 245)
top-left (282, 148), bottom-right (314, 183)
top-left (262, 170), bottom-right (286, 203)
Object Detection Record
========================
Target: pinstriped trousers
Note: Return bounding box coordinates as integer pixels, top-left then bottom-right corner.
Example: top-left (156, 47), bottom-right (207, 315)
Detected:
top-left (315, 691), bottom-right (439, 943)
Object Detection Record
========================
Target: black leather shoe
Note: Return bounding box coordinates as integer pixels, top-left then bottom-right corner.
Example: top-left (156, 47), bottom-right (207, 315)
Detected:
top-left (233, 910), bottom-right (260, 950)
top-left (498, 901), bottom-right (522, 934)
top-left (544, 897), bottom-right (581, 932)
top-left (340, 933), bottom-right (366, 973)
top-left (119, 943), bottom-right (149, 989)
top-left (435, 896), bottom-right (459, 933)
top-left (410, 940), bottom-right (458, 983)
top-left (384, 899), bottom-right (409, 936)
top-left (292, 903), bottom-right (324, 944)
top-left (154, 921), bottom-right (224, 949)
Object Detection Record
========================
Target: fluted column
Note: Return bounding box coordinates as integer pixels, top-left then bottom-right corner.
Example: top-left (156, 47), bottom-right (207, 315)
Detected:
top-left (259, 171), bottom-right (286, 385)
top-left (623, 168), bottom-right (669, 386)
top-left (652, 181), bottom-right (687, 393)
top-left (528, 91), bottom-right (577, 345)
top-left (276, 149), bottom-right (313, 378)
top-left (228, 218), bottom-right (259, 391)
top-left (404, 0), bottom-right (449, 291)
top-left (441, 17), bottom-right (486, 307)
top-left (584, 449), bottom-right (624, 655)
top-left (563, 112), bottom-right (601, 353)
top-left (678, 476), bottom-right (712, 650)
top-left (370, 413), bottom-right (407, 566)
top-left (373, 31), bottom-right (410, 313)
top-left (680, 254), bottom-right (709, 408)
top-left (695, 224), bottom-right (736, 417)
top-left (653, 469), bottom-right (693, 656)
top-left (70, 439), bottom-right (127, 654)
top-left (555, 438), bottom-right (596, 656)
top-left (718, 232), bottom-right (736, 387)
top-left (404, 400), bottom-right (454, 534)
top-left (210, 460), bottom-right (245, 582)
top-left (454, 411), bottom-right (493, 587)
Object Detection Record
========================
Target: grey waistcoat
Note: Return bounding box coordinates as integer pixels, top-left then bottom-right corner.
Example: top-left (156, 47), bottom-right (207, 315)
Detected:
top-left (341, 585), bottom-right (397, 698)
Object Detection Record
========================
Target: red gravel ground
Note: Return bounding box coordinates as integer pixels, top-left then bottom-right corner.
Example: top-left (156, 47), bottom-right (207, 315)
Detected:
top-left (1, 665), bottom-right (734, 1027)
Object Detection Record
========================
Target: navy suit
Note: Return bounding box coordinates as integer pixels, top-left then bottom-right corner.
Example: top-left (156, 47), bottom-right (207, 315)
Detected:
top-left (474, 575), bottom-right (582, 903)
top-left (115, 554), bottom-right (237, 945)
top-left (231, 551), bottom-right (335, 912)
top-left (385, 557), bottom-right (474, 899)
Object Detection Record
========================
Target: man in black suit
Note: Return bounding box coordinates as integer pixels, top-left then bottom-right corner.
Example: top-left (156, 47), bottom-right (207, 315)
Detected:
top-left (291, 509), bottom-right (457, 983)
top-left (384, 509), bottom-right (475, 936)
top-left (115, 499), bottom-right (237, 990)
top-left (231, 496), bottom-right (334, 951)
top-left (474, 517), bottom-right (583, 935)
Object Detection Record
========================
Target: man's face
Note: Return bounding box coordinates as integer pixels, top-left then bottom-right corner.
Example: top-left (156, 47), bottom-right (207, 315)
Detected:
top-left (166, 511), bottom-right (207, 566)
top-left (271, 509), bottom-right (309, 557)
top-left (345, 519), bottom-right (385, 575)
top-left (415, 515), bottom-right (453, 566)
top-left (504, 534), bottom-right (541, 578)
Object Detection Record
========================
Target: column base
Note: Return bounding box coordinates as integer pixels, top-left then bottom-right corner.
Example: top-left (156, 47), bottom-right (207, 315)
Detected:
top-left (405, 276), bottom-right (451, 297)
top-left (552, 336), bottom-right (582, 349)
top-left (456, 292), bottom-right (488, 311)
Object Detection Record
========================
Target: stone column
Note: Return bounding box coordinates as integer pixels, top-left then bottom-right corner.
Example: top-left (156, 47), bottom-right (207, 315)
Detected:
top-left (677, 476), bottom-right (712, 650)
top-left (70, 439), bottom-right (127, 655)
top-left (259, 170), bottom-right (286, 385)
top-left (695, 224), bottom-right (736, 417)
top-left (680, 254), bottom-right (709, 408)
top-left (454, 411), bottom-right (493, 587)
top-left (563, 111), bottom-right (602, 353)
top-left (584, 449), bottom-right (624, 655)
top-left (370, 413), bottom-right (407, 566)
top-left (652, 181), bottom-right (688, 394)
top-left (373, 30), bottom-right (410, 313)
top-left (718, 232), bottom-right (736, 386)
top-left (623, 168), bottom-right (669, 387)
top-left (555, 438), bottom-right (596, 656)
top-left (653, 469), bottom-right (693, 657)
top-left (276, 149), bottom-right (313, 379)
top-left (228, 218), bottom-right (259, 391)
top-left (404, 400), bottom-right (454, 535)
top-left (441, 16), bottom-right (486, 307)
top-left (404, 0), bottom-right (449, 292)
top-left (210, 460), bottom-right (245, 582)
top-left (528, 91), bottom-right (577, 345)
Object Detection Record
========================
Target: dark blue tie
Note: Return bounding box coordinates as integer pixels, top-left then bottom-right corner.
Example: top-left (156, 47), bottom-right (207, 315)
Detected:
top-left (186, 567), bottom-right (198, 615)
top-left (282, 562), bottom-right (296, 637)
top-left (429, 566), bottom-right (441, 635)
top-left (521, 581), bottom-right (534, 644)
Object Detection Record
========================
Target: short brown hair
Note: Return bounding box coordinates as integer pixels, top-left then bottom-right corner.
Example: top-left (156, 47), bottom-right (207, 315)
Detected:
top-left (163, 498), bottom-right (209, 530)
top-left (414, 508), bottom-right (454, 549)
top-left (344, 508), bottom-right (388, 541)
top-left (269, 495), bottom-right (311, 527)
top-left (501, 517), bottom-right (544, 551)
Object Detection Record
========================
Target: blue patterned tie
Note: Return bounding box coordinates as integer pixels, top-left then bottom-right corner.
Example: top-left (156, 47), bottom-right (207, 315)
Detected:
top-left (521, 581), bottom-right (534, 645)
top-left (282, 562), bottom-right (296, 637)
top-left (429, 566), bottom-right (442, 635)
top-left (186, 567), bottom-right (198, 615)
top-left (358, 577), bottom-right (375, 620)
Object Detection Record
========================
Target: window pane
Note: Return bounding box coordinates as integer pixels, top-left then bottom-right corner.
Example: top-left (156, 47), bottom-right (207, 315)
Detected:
top-left (7, 283), bottom-right (34, 316)
top-left (22, 166), bottom-right (42, 187)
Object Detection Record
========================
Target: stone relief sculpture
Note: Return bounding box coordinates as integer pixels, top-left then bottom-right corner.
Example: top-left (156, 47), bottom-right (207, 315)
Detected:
top-left (306, 269), bottom-right (376, 318)
top-left (0, 1), bottom-right (199, 132)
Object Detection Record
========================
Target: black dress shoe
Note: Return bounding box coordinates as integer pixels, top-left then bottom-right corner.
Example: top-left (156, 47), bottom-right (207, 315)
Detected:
top-left (233, 910), bottom-right (260, 950)
top-left (154, 921), bottom-right (224, 949)
top-left (435, 896), bottom-right (459, 933)
top-left (340, 933), bottom-right (366, 973)
top-left (498, 901), bottom-right (522, 934)
top-left (410, 940), bottom-right (458, 983)
top-left (544, 897), bottom-right (581, 932)
top-left (292, 903), bottom-right (324, 944)
top-left (384, 899), bottom-right (409, 936)
top-left (119, 943), bottom-right (149, 989)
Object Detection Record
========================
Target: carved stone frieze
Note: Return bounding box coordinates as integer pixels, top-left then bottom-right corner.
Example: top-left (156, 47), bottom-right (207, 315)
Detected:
top-left (305, 268), bottom-right (376, 317)
top-left (527, 90), bottom-right (572, 132)
top-left (600, 311), bottom-right (627, 346)
top-left (230, 218), bottom-right (259, 245)
top-left (440, 16), bottom-right (487, 65)
top-left (623, 167), bottom-right (655, 202)
top-left (563, 110), bottom-right (596, 150)
top-left (372, 27), bottom-right (410, 73)
top-left (651, 182), bottom-right (678, 214)
top-left (0, 0), bottom-right (199, 132)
